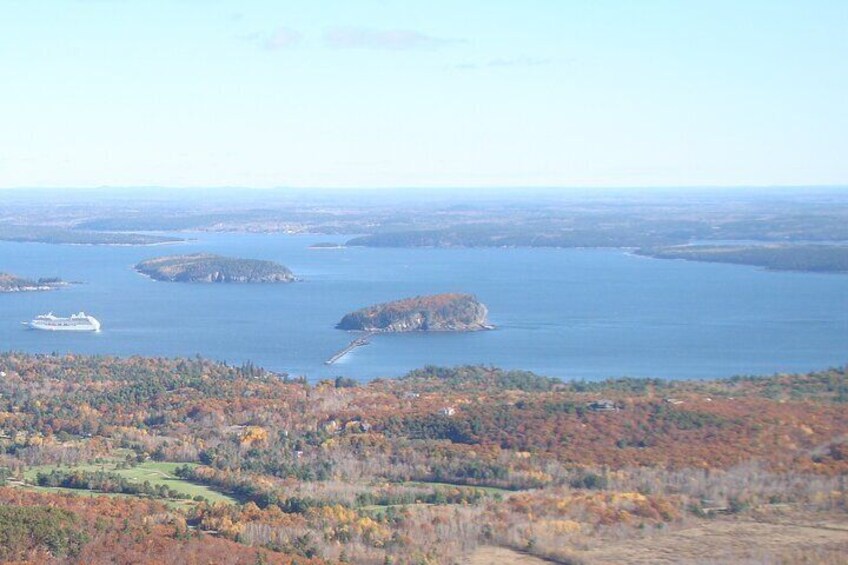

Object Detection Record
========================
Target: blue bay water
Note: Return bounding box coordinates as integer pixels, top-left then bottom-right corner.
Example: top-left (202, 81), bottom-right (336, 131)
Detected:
top-left (0, 232), bottom-right (846, 381)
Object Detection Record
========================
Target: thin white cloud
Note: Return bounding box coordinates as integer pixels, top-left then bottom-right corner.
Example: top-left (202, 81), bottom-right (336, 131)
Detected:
top-left (324, 27), bottom-right (450, 50)
top-left (455, 56), bottom-right (553, 71)
top-left (263, 27), bottom-right (302, 50)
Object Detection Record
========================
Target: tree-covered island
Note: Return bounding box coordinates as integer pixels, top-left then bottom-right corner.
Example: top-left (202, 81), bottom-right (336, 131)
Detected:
top-left (135, 253), bottom-right (296, 283)
top-left (337, 293), bottom-right (492, 332)
top-left (0, 273), bottom-right (67, 292)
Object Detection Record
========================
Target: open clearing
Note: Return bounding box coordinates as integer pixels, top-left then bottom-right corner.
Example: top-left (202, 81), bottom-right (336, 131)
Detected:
top-left (22, 461), bottom-right (237, 504)
top-left (464, 514), bottom-right (848, 564)
top-left (575, 515), bottom-right (848, 564)
top-left (403, 480), bottom-right (513, 496)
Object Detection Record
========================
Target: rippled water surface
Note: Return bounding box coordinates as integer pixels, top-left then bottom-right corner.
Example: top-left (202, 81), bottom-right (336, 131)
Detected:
top-left (1, 232), bottom-right (846, 381)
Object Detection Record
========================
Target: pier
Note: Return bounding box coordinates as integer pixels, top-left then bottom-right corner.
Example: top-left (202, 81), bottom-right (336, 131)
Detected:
top-left (325, 334), bottom-right (373, 365)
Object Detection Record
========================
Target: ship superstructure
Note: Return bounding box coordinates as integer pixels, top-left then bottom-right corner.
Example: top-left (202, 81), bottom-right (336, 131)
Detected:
top-left (25, 312), bottom-right (101, 332)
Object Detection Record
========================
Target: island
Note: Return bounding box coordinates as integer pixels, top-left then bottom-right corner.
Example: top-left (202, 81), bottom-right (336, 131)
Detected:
top-left (0, 273), bottom-right (67, 292)
top-left (636, 244), bottom-right (848, 273)
top-left (135, 253), bottom-right (296, 283)
top-left (308, 242), bottom-right (346, 250)
top-left (336, 293), bottom-right (492, 332)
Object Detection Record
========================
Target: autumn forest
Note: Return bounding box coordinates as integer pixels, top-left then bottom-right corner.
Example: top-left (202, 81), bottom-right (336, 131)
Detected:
top-left (0, 353), bottom-right (845, 563)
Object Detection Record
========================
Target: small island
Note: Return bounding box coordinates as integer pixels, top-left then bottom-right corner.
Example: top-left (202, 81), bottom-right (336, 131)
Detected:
top-left (0, 273), bottom-right (67, 293)
top-left (135, 253), bottom-right (296, 283)
top-left (309, 242), bottom-right (346, 250)
top-left (337, 293), bottom-right (492, 332)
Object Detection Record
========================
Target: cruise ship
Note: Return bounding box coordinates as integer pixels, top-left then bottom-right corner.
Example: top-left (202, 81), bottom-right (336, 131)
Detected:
top-left (25, 312), bottom-right (101, 332)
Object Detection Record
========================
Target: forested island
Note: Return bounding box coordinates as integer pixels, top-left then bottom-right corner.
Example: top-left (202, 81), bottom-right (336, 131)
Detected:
top-left (337, 293), bottom-right (492, 332)
top-left (135, 253), bottom-right (296, 283)
top-left (638, 244), bottom-right (848, 273)
top-left (0, 273), bottom-right (66, 292)
top-left (308, 242), bottom-right (346, 249)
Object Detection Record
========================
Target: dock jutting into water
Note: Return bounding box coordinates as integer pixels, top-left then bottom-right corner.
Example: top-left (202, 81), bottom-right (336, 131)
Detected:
top-left (325, 334), bottom-right (373, 365)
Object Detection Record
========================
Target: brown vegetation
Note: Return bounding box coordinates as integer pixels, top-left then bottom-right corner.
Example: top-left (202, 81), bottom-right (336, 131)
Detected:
top-left (0, 354), bottom-right (845, 563)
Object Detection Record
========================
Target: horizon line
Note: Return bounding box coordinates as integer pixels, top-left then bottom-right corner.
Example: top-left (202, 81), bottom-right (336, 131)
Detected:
top-left (2, 184), bottom-right (847, 192)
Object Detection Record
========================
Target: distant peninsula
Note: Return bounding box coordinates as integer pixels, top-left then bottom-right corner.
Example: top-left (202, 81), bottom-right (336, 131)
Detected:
top-left (636, 244), bottom-right (848, 273)
top-left (337, 293), bottom-right (492, 332)
top-left (0, 225), bottom-right (183, 246)
top-left (136, 254), bottom-right (296, 283)
top-left (0, 273), bottom-right (67, 293)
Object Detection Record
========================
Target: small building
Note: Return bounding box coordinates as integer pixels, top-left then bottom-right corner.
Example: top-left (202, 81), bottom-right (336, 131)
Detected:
top-left (441, 406), bottom-right (456, 417)
top-left (588, 400), bottom-right (618, 412)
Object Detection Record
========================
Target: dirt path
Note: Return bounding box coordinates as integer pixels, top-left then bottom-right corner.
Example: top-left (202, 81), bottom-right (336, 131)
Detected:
top-left (463, 547), bottom-right (557, 565)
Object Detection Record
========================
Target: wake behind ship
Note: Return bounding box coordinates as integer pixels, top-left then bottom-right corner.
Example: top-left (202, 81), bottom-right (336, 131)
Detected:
top-left (25, 312), bottom-right (101, 332)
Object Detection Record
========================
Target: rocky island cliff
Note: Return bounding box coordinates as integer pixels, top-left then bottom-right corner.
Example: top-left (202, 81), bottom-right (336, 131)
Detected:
top-left (135, 254), bottom-right (295, 283)
top-left (337, 293), bottom-right (492, 332)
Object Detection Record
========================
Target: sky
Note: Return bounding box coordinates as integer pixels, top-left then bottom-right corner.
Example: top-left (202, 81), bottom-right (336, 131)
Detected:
top-left (1, 0), bottom-right (847, 189)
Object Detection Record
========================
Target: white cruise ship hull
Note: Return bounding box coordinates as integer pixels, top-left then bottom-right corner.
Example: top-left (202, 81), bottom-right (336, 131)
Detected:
top-left (25, 312), bottom-right (102, 332)
top-left (29, 321), bottom-right (100, 332)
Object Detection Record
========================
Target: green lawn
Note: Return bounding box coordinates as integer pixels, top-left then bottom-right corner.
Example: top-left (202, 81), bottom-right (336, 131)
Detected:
top-left (360, 481), bottom-right (511, 515)
top-left (16, 484), bottom-right (133, 499)
top-left (402, 481), bottom-right (513, 495)
top-left (23, 461), bottom-right (237, 505)
top-left (361, 503), bottom-right (434, 516)
top-left (23, 463), bottom-right (98, 481)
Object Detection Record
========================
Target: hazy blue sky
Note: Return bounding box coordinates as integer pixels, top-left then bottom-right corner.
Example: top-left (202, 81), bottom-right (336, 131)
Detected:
top-left (2, 1), bottom-right (847, 188)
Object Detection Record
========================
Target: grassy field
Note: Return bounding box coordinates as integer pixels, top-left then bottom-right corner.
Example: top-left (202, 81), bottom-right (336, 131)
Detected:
top-left (402, 480), bottom-right (513, 495)
top-left (13, 484), bottom-right (133, 499)
top-left (22, 461), bottom-right (237, 505)
top-left (360, 481), bottom-right (513, 515)
top-left (462, 514), bottom-right (848, 564)
top-left (575, 514), bottom-right (848, 564)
